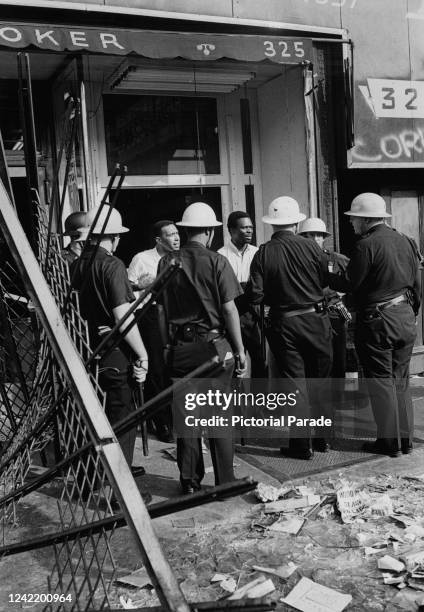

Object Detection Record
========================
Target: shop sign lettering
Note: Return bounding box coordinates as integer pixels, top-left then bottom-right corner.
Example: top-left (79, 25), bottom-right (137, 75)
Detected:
top-left (0, 23), bottom-right (313, 63)
top-left (263, 40), bottom-right (305, 60)
top-left (0, 26), bottom-right (125, 50)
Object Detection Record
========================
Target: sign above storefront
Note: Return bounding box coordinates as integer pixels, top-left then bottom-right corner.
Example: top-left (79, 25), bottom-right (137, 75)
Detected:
top-left (0, 22), bottom-right (313, 64)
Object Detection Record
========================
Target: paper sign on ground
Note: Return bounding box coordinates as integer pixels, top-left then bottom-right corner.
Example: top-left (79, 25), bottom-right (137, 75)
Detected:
top-left (281, 577), bottom-right (352, 612)
top-left (336, 483), bottom-right (368, 523)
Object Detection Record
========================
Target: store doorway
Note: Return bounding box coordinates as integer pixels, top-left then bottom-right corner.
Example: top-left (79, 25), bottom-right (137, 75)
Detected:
top-left (114, 186), bottom-right (223, 265)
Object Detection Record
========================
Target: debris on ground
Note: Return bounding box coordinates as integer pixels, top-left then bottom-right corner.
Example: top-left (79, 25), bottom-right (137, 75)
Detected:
top-left (107, 472), bottom-right (424, 609)
top-left (264, 494), bottom-right (321, 513)
top-left (171, 517), bottom-right (196, 528)
top-left (336, 480), bottom-right (369, 524)
top-left (377, 555), bottom-right (405, 572)
top-left (268, 516), bottom-right (305, 535)
top-left (255, 482), bottom-right (292, 502)
top-left (281, 576), bottom-right (352, 611)
top-left (252, 562), bottom-right (297, 579)
top-left (115, 568), bottom-right (152, 588)
top-left (227, 575), bottom-right (275, 600)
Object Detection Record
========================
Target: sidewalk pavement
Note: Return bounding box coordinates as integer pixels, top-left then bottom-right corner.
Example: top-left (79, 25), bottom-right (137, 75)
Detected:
top-left (137, 411), bottom-right (424, 537)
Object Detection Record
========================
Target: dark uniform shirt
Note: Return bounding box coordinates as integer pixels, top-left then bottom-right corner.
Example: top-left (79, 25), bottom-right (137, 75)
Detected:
top-left (347, 224), bottom-right (418, 308)
top-left (70, 246), bottom-right (135, 347)
top-left (158, 241), bottom-right (242, 329)
top-left (247, 230), bottom-right (329, 310)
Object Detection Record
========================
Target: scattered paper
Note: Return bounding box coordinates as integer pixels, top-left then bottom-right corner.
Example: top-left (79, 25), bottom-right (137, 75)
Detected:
top-left (268, 517), bottom-right (305, 535)
top-left (255, 483), bottom-right (291, 502)
top-left (228, 576), bottom-right (265, 600)
top-left (281, 577), bottom-right (352, 612)
top-left (211, 573), bottom-right (230, 583)
top-left (296, 486), bottom-right (316, 496)
top-left (252, 562), bottom-right (297, 580)
top-left (336, 482), bottom-right (369, 524)
top-left (367, 494), bottom-right (393, 518)
top-left (115, 568), bottom-right (151, 589)
top-left (365, 546), bottom-right (385, 556)
top-left (406, 525), bottom-right (424, 538)
top-left (247, 578), bottom-right (275, 598)
top-left (377, 555), bottom-right (405, 572)
top-left (220, 577), bottom-right (237, 593)
top-left (119, 596), bottom-right (138, 609)
top-left (382, 572), bottom-right (405, 585)
top-left (401, 548), bottom-right (424, 570)
top-left (264, 495), bottom-right (320, 514)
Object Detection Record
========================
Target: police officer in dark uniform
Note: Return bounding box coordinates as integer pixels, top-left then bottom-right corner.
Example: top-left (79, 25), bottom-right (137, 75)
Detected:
top-left (343, 193), bottom-right (421, 457)
top-left (299, 217), bottom-right (351, 378)
top-left (157, 202), bottom-right (247, 494)
top-left (61, 211), bottom-right (88, 265)
top-left (71, 205), bottom-right (150, 491)
top-left (246, 197), bottom-right (333, 460)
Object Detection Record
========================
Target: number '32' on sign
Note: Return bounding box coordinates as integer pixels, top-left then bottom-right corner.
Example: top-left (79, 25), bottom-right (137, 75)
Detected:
top-left (360, 78), bottom-right (424, 119)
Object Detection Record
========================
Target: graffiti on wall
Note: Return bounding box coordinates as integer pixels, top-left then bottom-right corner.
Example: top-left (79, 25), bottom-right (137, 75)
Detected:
top-left (352, 128), bottom-right (424, 163)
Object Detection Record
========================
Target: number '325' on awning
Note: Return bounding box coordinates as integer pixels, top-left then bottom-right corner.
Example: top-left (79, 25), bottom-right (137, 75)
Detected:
top-left (0, 22), bottom-right (313, 64)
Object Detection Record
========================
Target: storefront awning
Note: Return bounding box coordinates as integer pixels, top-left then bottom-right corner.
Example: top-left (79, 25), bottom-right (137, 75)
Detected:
top-left (0, 22), bottom-right (313, 64)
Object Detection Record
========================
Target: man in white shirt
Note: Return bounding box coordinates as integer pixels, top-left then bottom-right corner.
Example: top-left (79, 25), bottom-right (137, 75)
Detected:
top-left (218, 211), bottom-right (266, 378)
top-left (128, 220), bottom-right (180, 289)
top-left (128, 220), bottom-right (180, 442)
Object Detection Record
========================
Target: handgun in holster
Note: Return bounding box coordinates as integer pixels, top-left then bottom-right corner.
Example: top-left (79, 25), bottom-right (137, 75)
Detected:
top-left (328, 300), bottom-right (352, 323)
top-left (406, 289), bottom-right (420, 316)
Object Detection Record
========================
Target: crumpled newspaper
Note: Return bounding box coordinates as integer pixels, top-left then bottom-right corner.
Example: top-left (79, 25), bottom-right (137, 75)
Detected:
top-left (336, 479), bottom-right (395, 524)
top-left (255, 482), bottom-right (291, 502)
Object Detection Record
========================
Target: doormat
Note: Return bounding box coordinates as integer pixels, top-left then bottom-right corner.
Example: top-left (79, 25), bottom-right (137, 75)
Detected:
top-left (235, 436), bottom-right (424, 483)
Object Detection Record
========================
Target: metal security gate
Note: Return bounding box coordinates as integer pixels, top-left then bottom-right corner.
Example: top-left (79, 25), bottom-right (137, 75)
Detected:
top-left (0, 156), bottom-right (258, 610)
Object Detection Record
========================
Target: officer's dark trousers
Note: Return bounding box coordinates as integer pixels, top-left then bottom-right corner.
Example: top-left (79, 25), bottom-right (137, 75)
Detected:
top-left (330, 316), bottom-right (347, 378)
top-left (170, 338), bottom-right (235, 489)
top-left (98, 348), bottom-right (136, 466)
top-left (139, 305), bottom-right (171, 431)
top-left (355, 302), bottom-right (416, 446)
top-left (266, 311), bottom-right (333, 450)
top-left (240, 312), bottom-right (267, 379)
